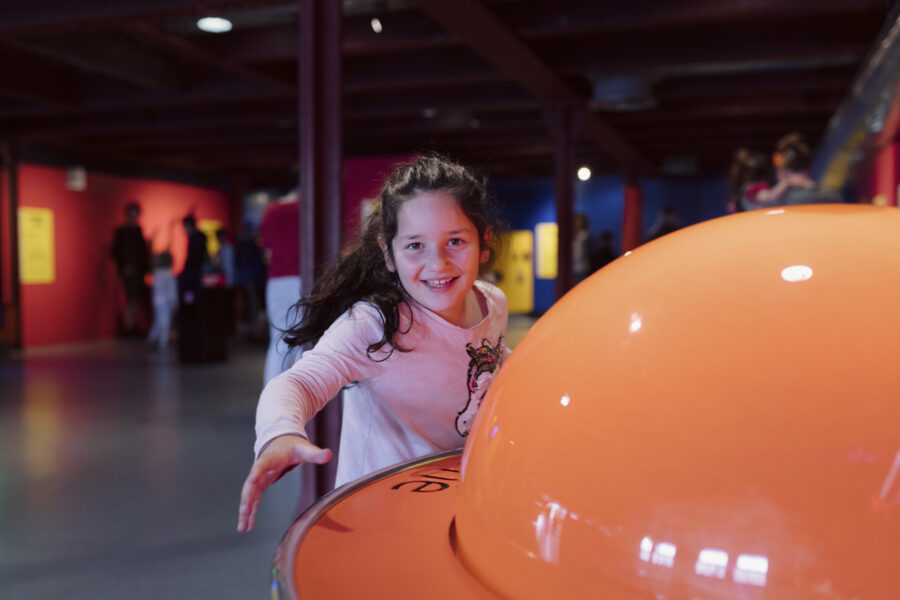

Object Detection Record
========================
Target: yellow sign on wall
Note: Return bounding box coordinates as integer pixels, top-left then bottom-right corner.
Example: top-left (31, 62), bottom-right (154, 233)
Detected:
top-left (198, 219), bottom-right (223, 256)
top-left (18, 207), bottom-right (55, 284)
top-left (494, 230), bottom-right (534, 314)
top-left (535, 222), bottom-right (558, 280)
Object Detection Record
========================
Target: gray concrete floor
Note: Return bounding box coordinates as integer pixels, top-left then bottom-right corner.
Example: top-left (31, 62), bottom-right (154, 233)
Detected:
top-left (0, 314), bottom-right (537, 599)
top-left (0, 340), bottom-right (299, 599)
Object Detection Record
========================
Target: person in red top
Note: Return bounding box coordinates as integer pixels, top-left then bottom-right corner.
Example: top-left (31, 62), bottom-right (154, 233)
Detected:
top-left (260, 191), bottom-right (303, 384)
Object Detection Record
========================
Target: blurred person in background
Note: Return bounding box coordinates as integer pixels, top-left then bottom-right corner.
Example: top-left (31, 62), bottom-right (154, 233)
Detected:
top-left (147, 251), bottom-right (177, 351)
top-left (260, 191), bottom-right (302, 385)
top-left (768, 132), bottom-right (840, 205)
top-left (572, 213), bottom-right (595, 284)
top-left (590, 231), bottom-right (617, 272)
top-left (111, 201), bottom-right (149, 336)
top-left (646, 204), bottom-right (680, 242)
top-left (235, 223), bottom-right (268, 340)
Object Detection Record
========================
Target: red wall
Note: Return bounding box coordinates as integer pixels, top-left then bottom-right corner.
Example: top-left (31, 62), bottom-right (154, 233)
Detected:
top-left (874, 140), bottom-right (899, 207)
top-left (342, 156), bottom-right (411, 244)
top-left (859, 140), bottom-right (900, 207)
top-left (1, 170), bottom-right (10, 309)
top-left (18, 164), bottom-right (230, 347)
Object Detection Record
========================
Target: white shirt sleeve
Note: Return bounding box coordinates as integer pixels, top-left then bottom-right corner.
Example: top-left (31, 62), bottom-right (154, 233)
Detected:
top-left (253, 303), bottom-right (386, 456)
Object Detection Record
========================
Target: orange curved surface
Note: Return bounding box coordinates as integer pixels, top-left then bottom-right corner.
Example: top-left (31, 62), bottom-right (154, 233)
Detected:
top-left (288, 453), bottom-right (497, 599)
top-left (458, 205), bottom-right (900, 599)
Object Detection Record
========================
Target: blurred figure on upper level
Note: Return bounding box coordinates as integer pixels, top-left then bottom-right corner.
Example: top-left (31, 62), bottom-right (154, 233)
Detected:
top-left (768, 132), bottom-right (840, 205)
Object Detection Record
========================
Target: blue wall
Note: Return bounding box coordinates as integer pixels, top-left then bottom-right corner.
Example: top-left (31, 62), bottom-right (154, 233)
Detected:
top-left (641, 176), bottom-right (730, 235)
top-left (490, 178), bottom-right (557, 312)
top-left (491, 174), bottom-right (729, 313)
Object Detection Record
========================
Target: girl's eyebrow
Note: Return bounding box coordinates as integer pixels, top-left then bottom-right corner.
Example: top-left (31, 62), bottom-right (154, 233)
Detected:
top-left (398, 228), bottom-right (473, 241)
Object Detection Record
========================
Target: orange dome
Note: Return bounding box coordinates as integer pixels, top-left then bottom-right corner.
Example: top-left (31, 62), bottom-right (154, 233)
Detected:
top-left (456, 204), bottom-right (900, 599)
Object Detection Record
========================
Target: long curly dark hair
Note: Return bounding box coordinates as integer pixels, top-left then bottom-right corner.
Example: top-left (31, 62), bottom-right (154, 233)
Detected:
top-left (282, 154), bottom-right (504, 359)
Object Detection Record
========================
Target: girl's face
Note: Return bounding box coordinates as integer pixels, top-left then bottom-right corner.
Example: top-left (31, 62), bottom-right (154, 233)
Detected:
top-left (385, 190), bottom-right (489, 327)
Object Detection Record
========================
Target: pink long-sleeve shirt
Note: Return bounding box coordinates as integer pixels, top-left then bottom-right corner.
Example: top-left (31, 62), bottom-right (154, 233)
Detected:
top-left (254, 280), bottom-right (508, 487)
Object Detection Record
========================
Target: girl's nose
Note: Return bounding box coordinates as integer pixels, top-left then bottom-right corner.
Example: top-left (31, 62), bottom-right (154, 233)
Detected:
top-left (428, 247), bottom-right (448, 269)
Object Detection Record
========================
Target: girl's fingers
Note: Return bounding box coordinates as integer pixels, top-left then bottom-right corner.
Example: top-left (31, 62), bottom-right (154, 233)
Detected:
top-left (237, 438), bottom-right (331, 532)
top-left (238, 457), bottom-right (283, 531)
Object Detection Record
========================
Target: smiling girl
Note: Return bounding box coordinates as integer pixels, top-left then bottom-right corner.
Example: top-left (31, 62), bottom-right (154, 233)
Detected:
top-left (238, 155), bottom-right (508, 532)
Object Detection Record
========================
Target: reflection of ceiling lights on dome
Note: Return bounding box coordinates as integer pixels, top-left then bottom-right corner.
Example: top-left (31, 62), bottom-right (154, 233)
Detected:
top-left (197, 17), bottom-right (233, 33)
top-left (781, 265), bottom-right (813, 282)
top-left (591, 74), bottom-right (656, 112)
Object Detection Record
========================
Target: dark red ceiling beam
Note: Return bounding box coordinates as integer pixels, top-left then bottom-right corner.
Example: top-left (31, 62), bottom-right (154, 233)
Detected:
top-left (0, 47), bottom-right (84, 108)
top-left (499, 0), bottom-right (890, 38)
top-left (5, 32), bottom-right (183, 92)
top-left (207, 1), bottom-right (887, 65)
top-left (623, 120), bottom-right (823, 140)
top-left (125, 23), bottom-right (295, 95)
top-left (654, 65), bottom-right (858, 99)
top-left (22, 113), bottom-right (294, 140)
top-left (554, 51), bottom-right (869, 82)
top-left (417, 0), bottom-right (642, 167)
top-left (0, 83), bottom-right (284, 120)
top-left (105, 131), bottom-right (294, 153)
top-left (609, 99), bottom-right (839, 124)
top-left (417, 0), bottom-right (580, 101)
top-left (344, 47), bottom-right (501, 92)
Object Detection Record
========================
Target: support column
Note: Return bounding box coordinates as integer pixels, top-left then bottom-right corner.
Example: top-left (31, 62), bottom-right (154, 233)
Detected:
top-left (0, 142), bottom-right (22, 350)
top-left (544, 103), bottom-right (583, 300)
top-left (622, 164), bottom-right (643, 253)
top-left (298, 0), bottom-right (342, 501)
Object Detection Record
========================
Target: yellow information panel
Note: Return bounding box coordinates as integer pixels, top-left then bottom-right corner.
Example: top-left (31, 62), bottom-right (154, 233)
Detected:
top-left (493, 230), bottom-right (534, 314)
top-left (198, 219), bottom-right (223, 256)
top-left (535, 222), bottom-right (558, 280)
top-left (18, 207), bottom-right (55, 285)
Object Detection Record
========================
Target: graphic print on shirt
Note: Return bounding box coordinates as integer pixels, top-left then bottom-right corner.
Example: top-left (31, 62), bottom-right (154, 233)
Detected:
top-left (455, 336), bottom-right (504, 436)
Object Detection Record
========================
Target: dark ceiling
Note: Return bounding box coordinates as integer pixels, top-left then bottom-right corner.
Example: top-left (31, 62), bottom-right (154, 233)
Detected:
top-left (0, 0), bottom-right (893, 187)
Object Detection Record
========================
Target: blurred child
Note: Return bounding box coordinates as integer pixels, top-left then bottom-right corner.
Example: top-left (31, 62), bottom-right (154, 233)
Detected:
top-left (730, 148), bottom-right (772, 212)
top-left (147, 251), bottom-right (178, 351)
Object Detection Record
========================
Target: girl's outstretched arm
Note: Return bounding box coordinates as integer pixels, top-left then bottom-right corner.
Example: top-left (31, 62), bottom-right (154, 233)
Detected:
top-left (239, 303), bottom-right (383, 532)
top-left (237, 434), bottom-right (332, 532)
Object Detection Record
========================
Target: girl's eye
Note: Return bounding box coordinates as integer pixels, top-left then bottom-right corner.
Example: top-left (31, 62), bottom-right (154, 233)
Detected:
top-left (448, 238), bottom-right (465, 247)
top-left (406, 242), bottom-right (423, 250)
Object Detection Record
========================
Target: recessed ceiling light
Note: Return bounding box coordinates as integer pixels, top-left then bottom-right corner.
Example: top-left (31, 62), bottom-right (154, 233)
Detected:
top-left (197, 17), bottom-right (233, 33)
top-left (370, 18), bottom-right (383, 33)
top-left (577, 166), bottom-right (591, 181)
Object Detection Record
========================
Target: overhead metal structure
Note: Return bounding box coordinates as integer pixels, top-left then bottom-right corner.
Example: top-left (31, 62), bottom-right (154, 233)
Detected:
top-left (0, 0), bottom-right (889, 185)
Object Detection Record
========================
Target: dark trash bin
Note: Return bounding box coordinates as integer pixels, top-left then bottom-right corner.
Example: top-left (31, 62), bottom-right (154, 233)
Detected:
top-left (178, 285), bottom-right (229, 364)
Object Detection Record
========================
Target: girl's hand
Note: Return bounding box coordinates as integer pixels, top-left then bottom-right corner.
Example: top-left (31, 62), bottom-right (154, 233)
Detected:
top-left (237, 434), bottom-right (332, 532)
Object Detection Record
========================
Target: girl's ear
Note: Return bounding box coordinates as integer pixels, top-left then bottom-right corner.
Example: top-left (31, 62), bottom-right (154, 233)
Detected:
top-left (379, 239), bottom-right (396, 272)
top-left (480, 228), bottom-right (493, 264)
